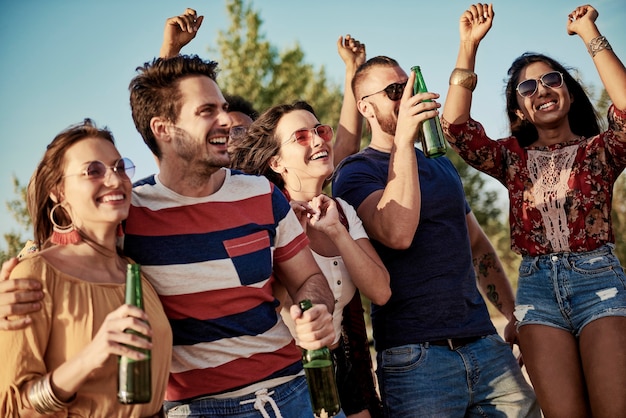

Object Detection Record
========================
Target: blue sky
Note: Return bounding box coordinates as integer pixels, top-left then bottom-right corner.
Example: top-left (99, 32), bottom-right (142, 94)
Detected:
top-left (1, 0), bottom-right (625, 245)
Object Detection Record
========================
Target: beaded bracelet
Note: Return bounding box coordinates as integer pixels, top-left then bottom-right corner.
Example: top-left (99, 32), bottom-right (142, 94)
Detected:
top-left (449, 68), bottom-right (478, 92)
top-left (28, 373), bottom-right (74, 414)
top-left (588, 35), bottom-right (612, 58)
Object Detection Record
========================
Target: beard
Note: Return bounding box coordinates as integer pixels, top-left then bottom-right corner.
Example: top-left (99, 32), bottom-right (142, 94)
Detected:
top-left (371, 102), bottom-right (398, 137)
top-left (170, 126), bottom-right (230, 172)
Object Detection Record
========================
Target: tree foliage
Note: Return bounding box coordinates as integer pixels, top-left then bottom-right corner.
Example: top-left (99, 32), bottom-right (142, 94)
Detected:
top-left (0, 176), bottom-right (30, 264)
top-left (209, 0), bottom-right (343, 129)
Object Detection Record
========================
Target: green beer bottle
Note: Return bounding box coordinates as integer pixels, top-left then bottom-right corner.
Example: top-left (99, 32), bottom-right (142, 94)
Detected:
top-left (117, 263), bottom-right (152, 404)
top-left (299, 299), bottom-right (341, 418)
top-left (412, 65), bottom-right (447, 158)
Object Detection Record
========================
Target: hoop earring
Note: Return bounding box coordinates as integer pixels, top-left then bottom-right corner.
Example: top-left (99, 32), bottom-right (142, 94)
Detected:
top-left (284, 169), bottom-right (302, 193)
top-left (49, 203), bottom-right (81, 245)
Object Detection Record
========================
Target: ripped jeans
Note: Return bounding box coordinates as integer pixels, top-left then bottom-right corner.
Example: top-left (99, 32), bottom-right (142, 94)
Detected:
top-left (515, 243), bottom-right (626, 336)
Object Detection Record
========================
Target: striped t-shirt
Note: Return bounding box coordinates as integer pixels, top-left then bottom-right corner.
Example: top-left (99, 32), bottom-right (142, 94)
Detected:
top-left (124, 168), bottom-right (308, 401)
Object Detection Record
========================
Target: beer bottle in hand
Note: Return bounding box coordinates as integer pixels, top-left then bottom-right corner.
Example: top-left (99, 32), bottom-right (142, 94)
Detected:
top-left (299, 299), bottom-right (341, 418)
top-left (117, 263), bottom-right (151, 404)
top-left (412, 65), bottom-right (447, 158)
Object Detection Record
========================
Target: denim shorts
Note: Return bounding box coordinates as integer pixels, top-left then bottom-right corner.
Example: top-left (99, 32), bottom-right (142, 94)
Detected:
top-left (515, 244), bottom-right (626, 336)
top-left (376, 335), bottom-right (540, 417)
top-left (163, 375), bottom-right (346, 418)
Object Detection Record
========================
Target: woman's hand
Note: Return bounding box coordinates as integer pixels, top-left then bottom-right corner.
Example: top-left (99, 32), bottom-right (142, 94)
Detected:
top-left (567, 5), bottom-right (598, 36)
top-left (80, 304), bottom-right (153, 371)
top-left (459, 3), bottom-right (494, 44)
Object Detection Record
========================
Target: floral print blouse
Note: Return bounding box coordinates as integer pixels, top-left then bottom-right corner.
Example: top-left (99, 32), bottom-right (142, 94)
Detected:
top-left (441, 105), bottom-right (626, 257)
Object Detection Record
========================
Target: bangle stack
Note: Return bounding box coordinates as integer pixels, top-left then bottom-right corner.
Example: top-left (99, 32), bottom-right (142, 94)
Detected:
top-left (588, 36), bottom-right (612, 58)
top-left (28, 373), bottom-right (74, 414)
top-left (449, 68), bottom-right (478, 92)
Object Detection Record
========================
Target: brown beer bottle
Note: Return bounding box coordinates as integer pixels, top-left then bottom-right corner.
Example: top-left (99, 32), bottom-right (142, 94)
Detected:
top-left (299, 299), bottom-right (341, 418)
top-left (412, 65), bottom-right (447, 158)
top-left (117, 263), bottom-right (152, 404)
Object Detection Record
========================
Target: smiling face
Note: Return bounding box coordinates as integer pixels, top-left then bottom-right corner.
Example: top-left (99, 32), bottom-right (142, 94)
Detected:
top-left (272, 110), bottom-right (334, 192)
top-left (168, 75), bottom-right (232, 172)
top-left (59, 137), bottom-right (131, 234)
top-left (514, 62), bottom-right (572, 130)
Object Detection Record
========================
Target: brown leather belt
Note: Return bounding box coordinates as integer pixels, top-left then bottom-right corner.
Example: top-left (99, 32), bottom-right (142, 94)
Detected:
top-left (428, 336), bottom-right (482, 350)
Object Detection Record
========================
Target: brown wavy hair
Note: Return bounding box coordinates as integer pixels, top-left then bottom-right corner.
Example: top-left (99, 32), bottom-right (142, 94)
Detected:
top-left (28, 119), bottom-right (116, 248)
top-left (229, 101), bottom-right (316, 191)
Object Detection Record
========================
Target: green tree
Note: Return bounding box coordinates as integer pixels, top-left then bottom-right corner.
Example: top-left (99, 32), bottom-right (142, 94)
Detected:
top-left (1, 176), bottom-right (30, 264)
top-left (210, 0), bottom-right (343, 128)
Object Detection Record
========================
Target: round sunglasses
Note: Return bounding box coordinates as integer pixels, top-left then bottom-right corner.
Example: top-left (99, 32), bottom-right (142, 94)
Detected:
top-left (64, 157), bottom-right (135, 180)
top-left (361, 81), bottom-right (407, 101)
top-left (281, 125), bottom-right (334, 147)
top-left (516, 71), bottom-right (564, 98)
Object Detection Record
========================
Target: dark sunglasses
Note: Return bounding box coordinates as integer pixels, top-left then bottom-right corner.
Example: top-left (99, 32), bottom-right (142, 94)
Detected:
top-left (361, 81), bottom-right (407, 101)
top-left (516, 71), bottom-right (564, 98)
top-left (281, 125), bottom-right (334, 146)
top-left (65, 157), bottom-right (135, 181)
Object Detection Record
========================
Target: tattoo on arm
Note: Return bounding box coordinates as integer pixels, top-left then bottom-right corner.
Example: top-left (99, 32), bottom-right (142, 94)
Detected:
top-left (474, 252), bottom-right (503, 310)
top-left (486, 284), bottom-right (502, 310)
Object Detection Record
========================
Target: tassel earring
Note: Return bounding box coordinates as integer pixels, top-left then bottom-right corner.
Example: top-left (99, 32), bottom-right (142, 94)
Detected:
top-left (49, 203), bottom-right (81, 245)
top-left (116, 222), bottom-right (124, 237)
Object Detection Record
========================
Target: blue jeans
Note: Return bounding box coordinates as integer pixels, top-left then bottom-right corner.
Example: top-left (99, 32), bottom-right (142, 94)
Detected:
top-left (515, 244), bottom-right (626, 335)
top-left (164, 375), bottom-right (346, 418)
top-left (376, 335), bottom-right (540, 417)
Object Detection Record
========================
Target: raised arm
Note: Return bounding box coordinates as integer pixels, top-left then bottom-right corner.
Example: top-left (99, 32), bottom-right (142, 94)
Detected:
top-left (442, 3), bottom-right (494, 125)
top-left (567, 5), bottom-right (626, 111)
top-left (333, 35), bottom-right (366, 166)
top-left (159, 8), bottom-right (204, 58)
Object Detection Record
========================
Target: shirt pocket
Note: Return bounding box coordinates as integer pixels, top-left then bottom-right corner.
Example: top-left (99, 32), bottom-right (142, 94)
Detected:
top-left (223, 230), bottom-right (272, 285)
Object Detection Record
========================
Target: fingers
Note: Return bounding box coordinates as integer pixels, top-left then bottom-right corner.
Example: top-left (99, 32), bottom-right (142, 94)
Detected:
top-left (168, 8), bottom-right (202, 33)
top-left (338, 34), bottom-right (366, 65)
top-left (291, 304), bottom-right (335, 350)
top-left (0, 278), bottom-right (44, 325)
top-left (1, 258), bottom-right (19, 281)
top-left (467, 3), bottom-right (493, 22)
top-left (0, 316), bottom-right (34, 331)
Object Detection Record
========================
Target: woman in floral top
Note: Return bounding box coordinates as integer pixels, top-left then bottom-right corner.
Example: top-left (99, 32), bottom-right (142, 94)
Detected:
top-left (441, 3), bottom-right (626, 417)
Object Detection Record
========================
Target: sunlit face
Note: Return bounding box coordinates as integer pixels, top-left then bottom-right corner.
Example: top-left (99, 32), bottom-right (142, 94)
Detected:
top-left (515, 61), bottom-right (571, 129)
top-left (359, 65), bottom-right (408, 136)
top-left (170, 75), bottom-right (232, 171)
top-left (60, 137), bottom-right (131, 233)
top-left (274, 110), bottom-right (334, 186)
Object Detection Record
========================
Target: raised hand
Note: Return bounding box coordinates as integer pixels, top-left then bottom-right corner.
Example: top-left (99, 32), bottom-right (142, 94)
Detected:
top-left (459, 3), bottom-right (494, 44)
top-left (160, 8), bottom-right (204, 58)
top-left (567, 4), bottom-right (598, 36)
top-left (337, 34), bottom-right (366, 69)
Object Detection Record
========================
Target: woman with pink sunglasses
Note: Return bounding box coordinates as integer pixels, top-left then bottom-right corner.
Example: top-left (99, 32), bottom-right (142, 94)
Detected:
top-left (231, 98), bottom-right (390, 418)
top-left (442, 4), bottom-right (626, 417)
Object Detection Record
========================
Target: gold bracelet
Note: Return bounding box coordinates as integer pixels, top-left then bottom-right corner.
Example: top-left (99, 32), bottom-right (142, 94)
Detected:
top-left (588, 35), bottom-right (612, 58)
top-left (28, 373), bottom-right (74, 414)
top-left (449, 68), bottom-right (478, 92)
